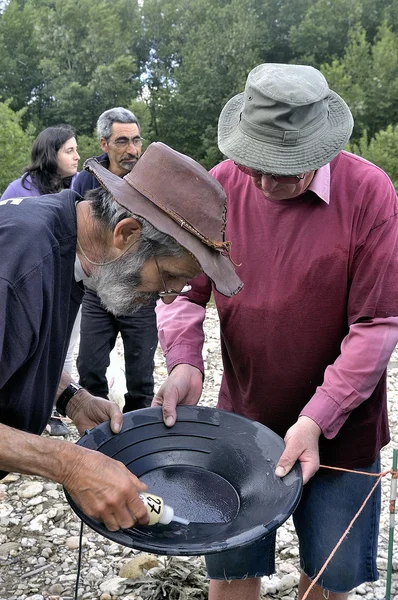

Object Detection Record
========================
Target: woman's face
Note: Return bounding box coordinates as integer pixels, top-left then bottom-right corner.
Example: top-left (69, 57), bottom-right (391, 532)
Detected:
top-left (57, 137), bottom-right (80, 177)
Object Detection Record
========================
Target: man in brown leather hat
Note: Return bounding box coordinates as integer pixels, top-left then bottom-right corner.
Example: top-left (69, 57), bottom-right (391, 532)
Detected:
top-left (0, 142), bottom-right (242, 532)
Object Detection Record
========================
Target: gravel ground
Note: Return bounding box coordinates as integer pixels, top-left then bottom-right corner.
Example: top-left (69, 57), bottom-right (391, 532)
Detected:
top-left (0, 305), bottom-right (397, 600)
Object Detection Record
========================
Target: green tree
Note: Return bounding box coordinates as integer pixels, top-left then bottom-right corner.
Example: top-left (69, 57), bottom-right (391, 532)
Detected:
top-left (33, 0), bottom-right (142, 133)
top-left (0, 100), bottom-right (34, 194)
top-left (289, 0), bottom-right (363, 67)
top-left (321, 22), bottom-right (398, 141)
top-left (141, 0), bottom-right (263, 165)
top-left (347, 125), bottom-right (398, 191)
top-left (76, 133), bottom-right (100, 172)
top-left (321, 27), bottom-right (370, 137)
top-left (366, 21), bottom-right (398, 135)
top-left (0, 0), bottom-right (43, 119)
top-left (0, 0), bottom-right (144, 133)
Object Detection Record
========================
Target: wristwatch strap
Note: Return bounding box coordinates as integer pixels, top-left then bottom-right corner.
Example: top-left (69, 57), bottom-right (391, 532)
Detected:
top-left (56, 383), bottom-right (83, 417)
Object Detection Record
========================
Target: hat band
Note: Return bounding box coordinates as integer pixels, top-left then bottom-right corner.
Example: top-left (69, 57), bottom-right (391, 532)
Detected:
top-left (154, 202), bottom-right (231, 252)
top-left (239, 109), bottom-right (329, 146)
top-left (90, 160), bottom-right (231, 253)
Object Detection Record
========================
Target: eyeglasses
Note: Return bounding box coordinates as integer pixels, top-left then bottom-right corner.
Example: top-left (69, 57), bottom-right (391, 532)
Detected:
top-left (235, 163), bottom-right (306, 184)
top-left (110, 136), bottom-right (144, 149)
top-left (154, 256), bottom-right (192, 297)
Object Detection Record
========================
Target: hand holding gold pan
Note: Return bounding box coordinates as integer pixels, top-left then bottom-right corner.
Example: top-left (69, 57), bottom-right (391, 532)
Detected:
top-left (64, 406), bottom-right (302, 556)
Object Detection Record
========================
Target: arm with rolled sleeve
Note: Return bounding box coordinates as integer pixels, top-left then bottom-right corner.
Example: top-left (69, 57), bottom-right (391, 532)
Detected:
top-left (154, 275), bottom-right (212, 426)
top-left (301, 316), bottom-right (398, 438)
top-left (156, 273), bottom-right (212, 375)
top-left (276, 177), bottom-right (398, 482)
top-left (301, 195), bottom-right (398, 437)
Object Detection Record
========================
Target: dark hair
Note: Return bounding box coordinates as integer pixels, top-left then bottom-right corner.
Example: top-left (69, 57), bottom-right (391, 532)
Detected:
top-left (22, 125), bottom-right (77, 195)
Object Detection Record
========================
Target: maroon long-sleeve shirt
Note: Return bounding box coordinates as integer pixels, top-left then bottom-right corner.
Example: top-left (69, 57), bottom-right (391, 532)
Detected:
top-left (157, 152), bottom-right (398, 468)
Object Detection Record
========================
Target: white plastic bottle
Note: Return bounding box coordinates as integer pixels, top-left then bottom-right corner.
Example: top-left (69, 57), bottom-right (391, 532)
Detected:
top-left (139, 492), bottom-right (189, 525)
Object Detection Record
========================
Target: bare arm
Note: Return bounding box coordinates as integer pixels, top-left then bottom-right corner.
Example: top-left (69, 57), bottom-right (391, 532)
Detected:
top-left (0, 422), bottom-right (149, 531)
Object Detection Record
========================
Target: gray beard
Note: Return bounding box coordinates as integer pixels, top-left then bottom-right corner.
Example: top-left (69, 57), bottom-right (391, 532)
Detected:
top-left (84, 252), bottom-right (158, 316)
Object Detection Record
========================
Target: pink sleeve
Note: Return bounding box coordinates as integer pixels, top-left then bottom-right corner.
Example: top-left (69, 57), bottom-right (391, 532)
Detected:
top-left (155, 274), bottom-right (212, 373)
top-left (300, 316), bottom-right (398, 438)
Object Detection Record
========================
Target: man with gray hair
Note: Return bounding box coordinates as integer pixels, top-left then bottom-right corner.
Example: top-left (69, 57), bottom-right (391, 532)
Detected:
top-left (73, 107), bottom-right (158, 414)
top-left (0, 141), bottom-right (242, 531)
top-left (155, 64), bottom-right (398, 600)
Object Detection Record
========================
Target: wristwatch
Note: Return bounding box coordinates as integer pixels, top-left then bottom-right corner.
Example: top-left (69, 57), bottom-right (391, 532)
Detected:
top-left (56, 383), bottom-right (83, 417)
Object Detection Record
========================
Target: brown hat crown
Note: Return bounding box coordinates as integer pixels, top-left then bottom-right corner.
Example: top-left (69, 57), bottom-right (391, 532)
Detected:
top-left (84, 142), bottom-right (243, 297)
top-left (126, 143), bottom-right (229, 251)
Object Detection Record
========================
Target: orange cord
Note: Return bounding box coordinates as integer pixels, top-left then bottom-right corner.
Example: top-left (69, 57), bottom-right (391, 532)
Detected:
top-left (301, 465), bottom-right (396, 599)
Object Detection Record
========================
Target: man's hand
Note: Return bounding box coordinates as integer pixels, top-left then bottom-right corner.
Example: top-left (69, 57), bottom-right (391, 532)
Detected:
top-left (61, 444), bottom-right (149, 531)
top-left (66, 389), bottom-right (123, 436)
top-left (275, 416), bottom-right (321, 484)
top-left (152, 364), bottom-right (203, 427)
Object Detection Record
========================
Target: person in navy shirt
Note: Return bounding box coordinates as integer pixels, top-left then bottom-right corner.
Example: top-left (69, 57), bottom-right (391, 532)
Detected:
top-left (0, 142), bottom-right (241, 532)
top-left (1, 124), bottom-right (81, 436)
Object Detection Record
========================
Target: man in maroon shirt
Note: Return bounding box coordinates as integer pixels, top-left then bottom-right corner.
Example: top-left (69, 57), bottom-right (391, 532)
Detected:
top-left (155, 64), bottom-right (398, 600)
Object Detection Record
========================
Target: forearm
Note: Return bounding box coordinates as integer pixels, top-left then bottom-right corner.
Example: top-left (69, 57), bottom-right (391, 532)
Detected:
top-left (0, 422), bottom-right (81, 484)
top-left (156, 296), bottom-right (207, 373)
top-left (0, 423), bottom-right (149, 531)
top-left (301, 316), bottom-right (398, 438)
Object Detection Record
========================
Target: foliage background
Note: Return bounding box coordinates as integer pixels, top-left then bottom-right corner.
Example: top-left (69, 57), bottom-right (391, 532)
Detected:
top-left (1, 0), bottom-right (398, 192)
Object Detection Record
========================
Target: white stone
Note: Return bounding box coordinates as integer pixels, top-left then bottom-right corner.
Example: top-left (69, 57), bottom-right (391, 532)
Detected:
top-left (49, 527), bottom-right (68, 537)
top-left (261, 574), bottom-right (280, 595)
top-left (277, 528), bottom-right (294, 547)
top-left (107, 542), bottom-right (121, 555)
top-left (27, 496), bottom-right (46, 506)
top-left (46, 490), bottom-right (60, 499)
top-left (26, 514), bottom-right (48, 533)
top-left (0, 542), bottom-right (20, 555)
top-left (1, 473), bottom-right (20, 483)
top-left (21, 537), bottom-right (36, 547)
top-left (48, 584), bottom-right (63, 595)
top-left (86, 567), bottom-right (104, 581)
top-left (59, 573), bottom-right (79, 582)
top-left (278, 562), bottom-right (299, 575)
top-left (65, 535), bottom-right (86, 549)
top-left (99, 577), bottom-right (127, 595)
top-left (277, 573), bottom-right (300, 592)
top-left (0, 504), bottom-right (13, 518)
top-left (377, 557), bottom-right (388, 570)
top-left (17, 482), bottom-right (44, 499)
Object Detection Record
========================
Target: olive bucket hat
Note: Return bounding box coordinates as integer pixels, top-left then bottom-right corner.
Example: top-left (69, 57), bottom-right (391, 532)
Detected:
top-left (84, 142), bottom-right (243, 297)
top-left (218, 63), bottom-right (354, 175)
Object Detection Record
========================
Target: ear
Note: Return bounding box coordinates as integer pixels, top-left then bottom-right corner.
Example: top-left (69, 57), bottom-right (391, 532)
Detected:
top-left (99, 137), bottom-right (109, 153)
top-left (113, 217), bottom-right (142, 250)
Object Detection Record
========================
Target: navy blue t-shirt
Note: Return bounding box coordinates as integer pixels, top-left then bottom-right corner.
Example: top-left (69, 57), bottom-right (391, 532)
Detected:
top-left (72, 153), bottom-right (108, 196)
top-left (0, 191), bottom-right (84, 436)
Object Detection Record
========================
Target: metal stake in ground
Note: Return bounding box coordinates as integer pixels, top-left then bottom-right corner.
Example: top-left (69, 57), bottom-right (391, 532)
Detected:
top-left (385, 447), bottom-right (397, 600)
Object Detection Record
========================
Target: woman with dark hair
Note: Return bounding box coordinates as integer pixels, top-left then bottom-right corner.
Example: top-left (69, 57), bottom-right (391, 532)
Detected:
top-left (1, 125), bottom-right (80, 436)
top-left (1, 125), bottom-right (80, 198)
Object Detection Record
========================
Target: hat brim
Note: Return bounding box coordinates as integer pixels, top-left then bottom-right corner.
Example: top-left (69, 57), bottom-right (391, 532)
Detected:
top-left (85, 159), bottom-right (243, 297)
top-left (218, 90), bottom-right (353, 175)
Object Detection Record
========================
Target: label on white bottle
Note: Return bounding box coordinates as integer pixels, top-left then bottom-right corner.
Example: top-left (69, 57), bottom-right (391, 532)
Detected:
top-left (139, 492), bottom-right (168, 525)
